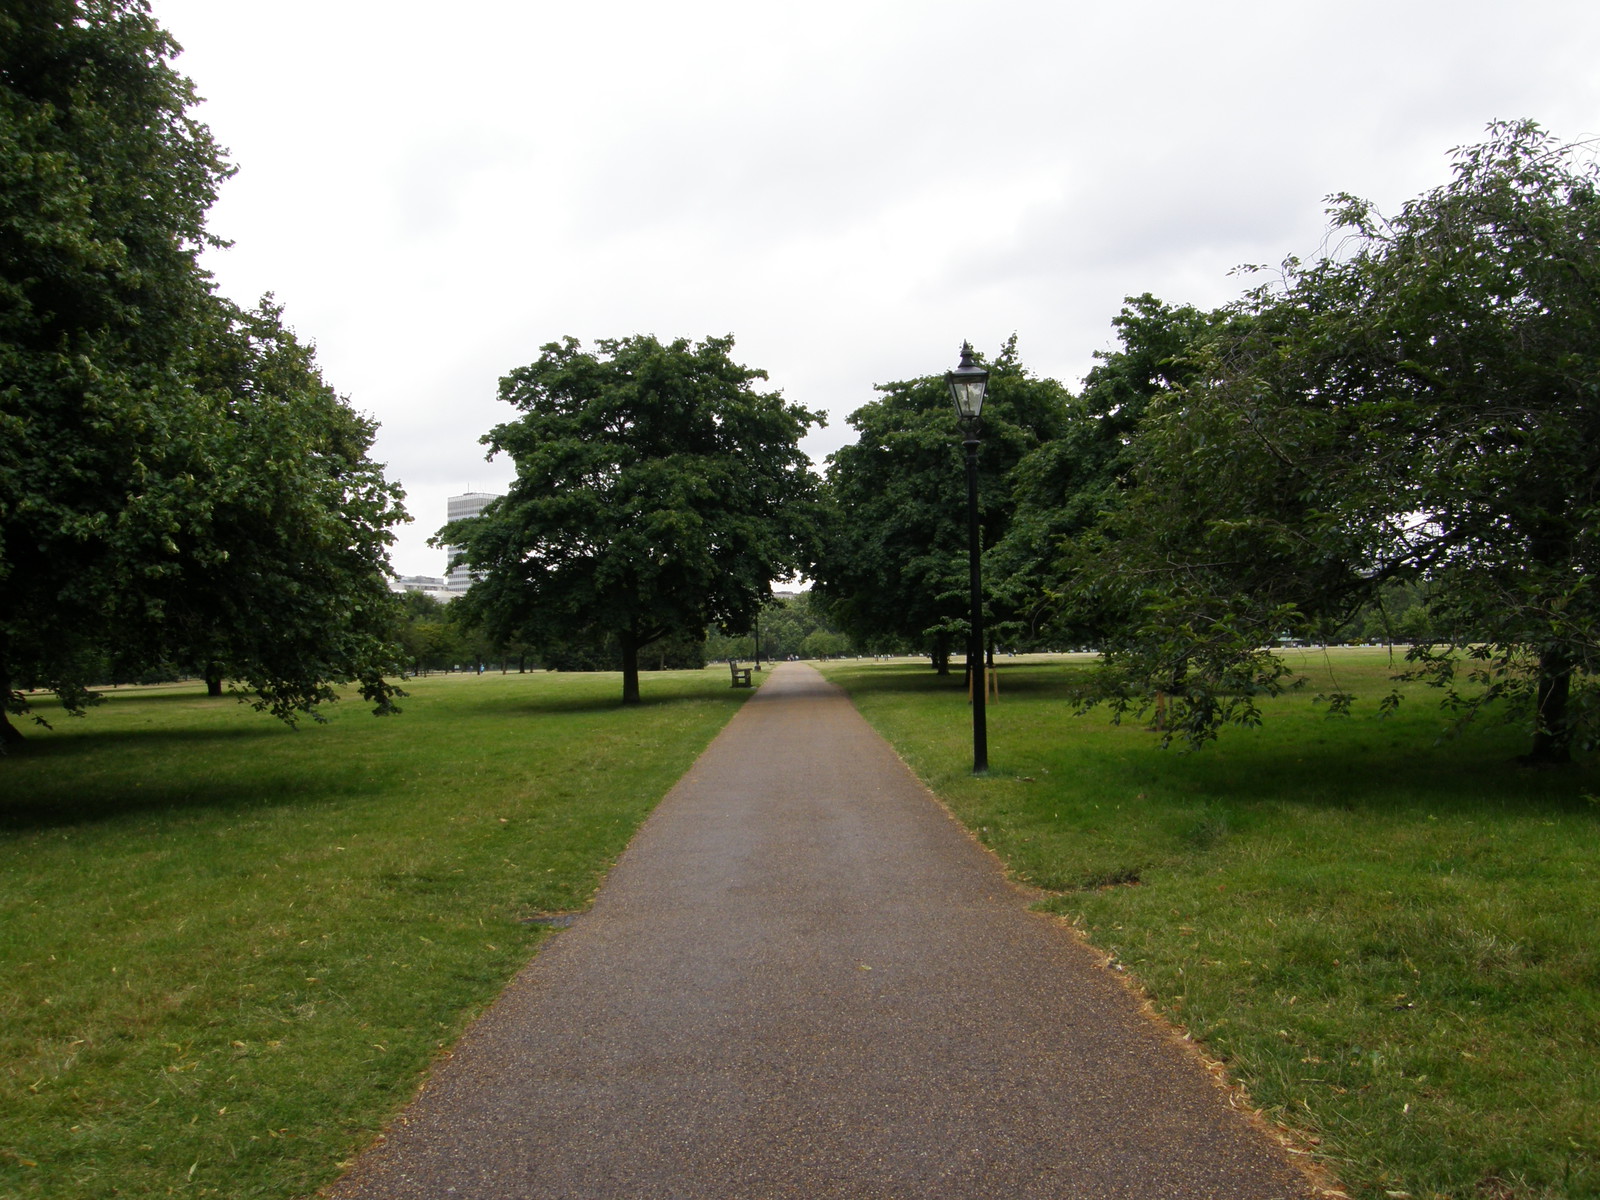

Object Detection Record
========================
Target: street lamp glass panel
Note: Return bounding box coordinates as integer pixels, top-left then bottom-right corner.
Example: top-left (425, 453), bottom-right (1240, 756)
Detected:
top-left (946, 342), bottom-right (989, 422)
top-left (950, 377), bottom-right (986, 420)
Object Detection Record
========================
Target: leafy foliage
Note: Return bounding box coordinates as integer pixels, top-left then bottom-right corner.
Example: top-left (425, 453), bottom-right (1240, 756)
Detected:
top-left (813, 338), bottom-right (1069, 670)
top-left (1073, 121), bottom-right (1600, 760)
top-left (1, 0), bottom-right (408, 744)
top-left (133, 299), bottom-right (409, 722)
top-left (1324, 120), bottom-right (1600, 762)
top-left (704, 591), bottom-right (854, 662)
top-left (1003, 295), bottom-right (1234, 653)
top-left (442, 334), bottom-right (822, 703)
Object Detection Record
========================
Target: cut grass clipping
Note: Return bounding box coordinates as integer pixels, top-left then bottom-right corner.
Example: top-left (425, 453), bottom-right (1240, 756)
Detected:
top-left (820, 649), bottom-right (1599, 1200)
top-left (1, 668), bottom-right (750, 1200)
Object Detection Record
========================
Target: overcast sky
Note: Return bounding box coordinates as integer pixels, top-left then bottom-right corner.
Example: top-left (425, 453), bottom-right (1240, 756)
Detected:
top-left (148, 0), bottom-right (1600, 578)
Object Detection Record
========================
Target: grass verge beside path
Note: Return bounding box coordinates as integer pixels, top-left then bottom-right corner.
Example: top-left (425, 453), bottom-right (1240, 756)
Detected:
top-left (820, 650), bottom-right (1599, 1200)
top-left (1, 667), bottom-right (749, 1200)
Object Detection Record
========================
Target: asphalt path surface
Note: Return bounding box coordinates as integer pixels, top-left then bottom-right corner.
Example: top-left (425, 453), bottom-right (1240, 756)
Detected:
top-left (327, 662), bottom-right (1316, 1199)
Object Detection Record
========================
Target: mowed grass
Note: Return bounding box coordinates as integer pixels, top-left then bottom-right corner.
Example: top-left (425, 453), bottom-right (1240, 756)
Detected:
top-left (0, 668), bottom-right (749, 1200)
top-left (820, 650), bottom-right (1599, 1200)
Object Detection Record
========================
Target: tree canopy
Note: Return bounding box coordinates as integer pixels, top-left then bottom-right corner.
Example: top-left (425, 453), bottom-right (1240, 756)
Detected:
top-left (703, 591), bottom-right (854, 663)
top-left (1073, 121), bottom-right (1600, 761)
top-left (998, 295), bottom-right (1231, 652)
top-left (1, 0), bottom-right (408, 745)
top-left (813, 338), bottom-right (1070, 671)
top-left (126, 299), bottom-right (410, 723)
top-left (440, 334), bottom-right (822, 704)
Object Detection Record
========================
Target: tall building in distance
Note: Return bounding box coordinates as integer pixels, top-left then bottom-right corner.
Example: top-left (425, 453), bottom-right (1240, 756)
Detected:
top-left (444, 492), bottom-right (500, 593)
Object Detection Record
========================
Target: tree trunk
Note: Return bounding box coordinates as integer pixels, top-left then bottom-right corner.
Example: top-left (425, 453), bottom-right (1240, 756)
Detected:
top-left (931, 632), bottom-right (951, 676)
top-left (621, 631), bottom-right (642, 705)
top-left (205, 663), bottom-right (224, 698)
top-left (1523, 646), bottom-right (1573, 766)
top-left (0, 653), bottom-right (24, 750)
top-left (1150, 657), bottom-right (1188, 733)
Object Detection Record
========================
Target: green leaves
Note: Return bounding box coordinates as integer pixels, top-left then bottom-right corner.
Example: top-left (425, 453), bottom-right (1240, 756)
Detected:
top-left (2, 4), bottom-right (407, 743)
top-left (814, 343), bottom-right (1071, 662)
top-left (1075, 121), bottom-right (1600, 758)
top-left (443, 334), bottom-right (822, 703)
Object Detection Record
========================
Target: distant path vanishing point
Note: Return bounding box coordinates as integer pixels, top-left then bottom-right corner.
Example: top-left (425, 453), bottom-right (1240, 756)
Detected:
top-left (327, 661), bottom-right (1316, 1200)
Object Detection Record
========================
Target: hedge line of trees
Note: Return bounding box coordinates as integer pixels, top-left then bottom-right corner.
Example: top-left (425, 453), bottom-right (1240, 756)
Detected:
top-left (811, 121), bottom-right (1599, 764)
top-left (392, 591), bottom-right (856, 676)
top-left (7, 3), bottom-right (1594, 766)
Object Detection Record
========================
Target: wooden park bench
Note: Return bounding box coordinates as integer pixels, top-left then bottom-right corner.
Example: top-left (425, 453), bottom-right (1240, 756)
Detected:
top-left (729, 661), bottom-right (754, 688)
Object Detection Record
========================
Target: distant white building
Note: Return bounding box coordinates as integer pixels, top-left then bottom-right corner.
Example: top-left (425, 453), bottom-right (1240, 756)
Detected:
top-left (444, 492), bottom-right (500, 593)
top-left (388, 574), bottom-right (455, 602)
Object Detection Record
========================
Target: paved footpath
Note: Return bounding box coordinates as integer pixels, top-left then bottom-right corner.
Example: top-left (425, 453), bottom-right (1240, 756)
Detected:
top-left (328, 663), bottom-right (1316, 1200)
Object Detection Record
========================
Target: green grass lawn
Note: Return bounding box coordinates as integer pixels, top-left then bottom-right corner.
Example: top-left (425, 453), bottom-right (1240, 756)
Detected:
top-left (819, 649), bottom-right (1600, 1200)
top-left (7, 653), bottom-right (1595, 1199)
top-left (0, 667), bottom-right (749, 1200)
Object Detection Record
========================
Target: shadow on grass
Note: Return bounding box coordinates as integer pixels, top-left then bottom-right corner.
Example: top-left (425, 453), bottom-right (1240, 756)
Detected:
top-left (16, 671), bottom-right (750, 732)
top-left (3, 673), bottom-right (755, 834)
top-left (80, 687), bottom-right (226, 705)
top-left (827, 661), bottom-right (1095, 697)
top-left (489, 689), bottom-right (753, 718)
top-left (828, 662), bottom-right (1597, 818)
top-left (2, 716), bottom-right (398, 834)
top-left (1168, 730), bottom-right (1599, 818)
top-left (0, 765), bottom-right (355, 833)
top-left (4, 719), bottom-right (287, 754)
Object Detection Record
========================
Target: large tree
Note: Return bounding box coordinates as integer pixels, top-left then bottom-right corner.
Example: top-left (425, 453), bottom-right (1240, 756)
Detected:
top-left (1078, 121), bottom-right (1600, 762)
top-left (996, 296), bottom-right (1230, 651)
top-left (2, 0), bottom-right (225, 740)
top-left (441, 335), bottom-right (822, 704)
top-left (121, 298), bottom-right (410, 723)
top-left (1, 1), bottom-right (408, 745)
top-left (813, 338), bottom-right (1070, 671)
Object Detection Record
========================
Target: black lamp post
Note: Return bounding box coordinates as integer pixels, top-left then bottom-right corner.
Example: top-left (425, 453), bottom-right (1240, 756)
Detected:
top-left (946, 341), bottom-right (990, 775)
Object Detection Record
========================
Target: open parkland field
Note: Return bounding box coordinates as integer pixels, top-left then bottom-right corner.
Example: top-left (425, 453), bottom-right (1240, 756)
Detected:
top-left (2, 648), bottom-right (1596, 1199)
